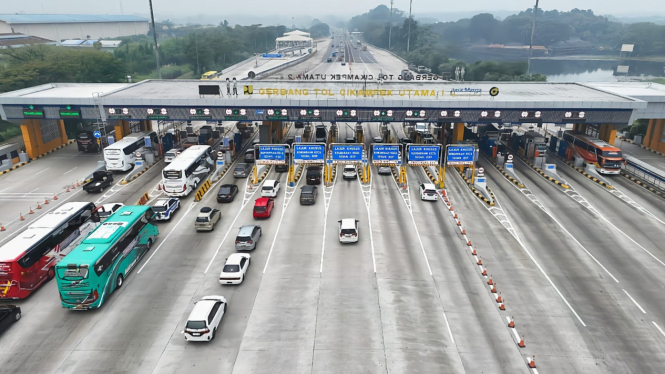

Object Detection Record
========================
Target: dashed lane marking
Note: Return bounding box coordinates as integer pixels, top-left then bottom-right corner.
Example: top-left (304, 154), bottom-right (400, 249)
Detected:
top-left (320, 166), bottom-right (337, 273)
top-left (653, 321), bottom-right (665, 338)
top-left (450, 170), bottom-right (587, 327)
top-left (623, 289), bottom-right (647, 314)
top-left (356, 171), bottom-right (376, 273)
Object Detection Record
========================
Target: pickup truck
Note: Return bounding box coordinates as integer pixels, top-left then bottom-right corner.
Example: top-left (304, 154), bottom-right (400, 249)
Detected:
top-left (82, 171), bottom-right (113, 193)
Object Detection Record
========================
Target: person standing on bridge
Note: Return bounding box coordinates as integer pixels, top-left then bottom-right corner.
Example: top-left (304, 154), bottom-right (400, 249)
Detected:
top-left (226, 78), bottom-right (231, 97)
top-left (232, 77), bottom-right (238, 97)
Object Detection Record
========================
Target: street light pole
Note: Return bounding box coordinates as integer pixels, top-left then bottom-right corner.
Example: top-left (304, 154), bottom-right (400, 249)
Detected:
top-left (148, 0), bottom-right (162, 79)
top-left (388, 0), bottom-right (394, 50)
top-left (526, 0), bottom-right (539, 76)
top-left (406, 0), bottom-right (413, 53)
top-left (194, 32), bottom-right (200, 75)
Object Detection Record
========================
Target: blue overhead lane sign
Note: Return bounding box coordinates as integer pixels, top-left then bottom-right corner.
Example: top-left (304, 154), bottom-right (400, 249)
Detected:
top-left (257, 145), bottom-right (286, 164)
top-left (293, 143), bottom-right (325, 164)
top-left (407, 145), bottom-right (440, 166)
top-left (372, 144), bottom-right (399, 165)
top-left (446, 145), bottom-right (475, 166)
top-left (331, 144), bottom-right (363, 162)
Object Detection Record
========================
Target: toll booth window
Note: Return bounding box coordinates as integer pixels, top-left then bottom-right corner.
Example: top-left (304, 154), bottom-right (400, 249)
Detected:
top-left (10, 150), bottom-right (19, 159)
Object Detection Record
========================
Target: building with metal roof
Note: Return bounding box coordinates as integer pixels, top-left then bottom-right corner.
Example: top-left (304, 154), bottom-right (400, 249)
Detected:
top-left (0, 14), bottom-right (149, 41)
top-left (0, 33), bottom-right (55, 48)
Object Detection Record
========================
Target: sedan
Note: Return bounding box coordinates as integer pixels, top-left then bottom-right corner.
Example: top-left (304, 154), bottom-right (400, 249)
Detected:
top-left (0, 305), bottom-right (21, 335)
top-left (219, 253), bottom-right (251, 285)
top-left (217, 184), bottom-right (239, 203)
top-left (378, 166), bottom-right (392, 175)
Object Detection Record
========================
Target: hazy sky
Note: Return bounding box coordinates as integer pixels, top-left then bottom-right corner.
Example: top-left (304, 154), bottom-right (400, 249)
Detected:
top-left (3, 0), bottom-right (663, 18)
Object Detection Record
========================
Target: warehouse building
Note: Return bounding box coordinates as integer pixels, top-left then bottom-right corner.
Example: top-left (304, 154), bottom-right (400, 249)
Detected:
top-left (0, 14), bottom-right (149, 41)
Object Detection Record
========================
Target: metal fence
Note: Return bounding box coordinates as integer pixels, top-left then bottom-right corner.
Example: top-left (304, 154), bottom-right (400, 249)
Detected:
top-left (624, 155), bottom-right (665, 190)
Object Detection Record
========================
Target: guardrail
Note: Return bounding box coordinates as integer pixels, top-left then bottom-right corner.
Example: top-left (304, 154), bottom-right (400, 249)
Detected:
top-left (253, 51), bottom-right (316, 80)
top-left (220, 49), bottom-right (278, 76)
top-left (624, 155), bottom-right (665, 190)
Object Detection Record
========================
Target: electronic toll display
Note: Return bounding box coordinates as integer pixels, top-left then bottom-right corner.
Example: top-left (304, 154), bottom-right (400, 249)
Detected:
top-left (371, 109), bottom-right (394, 122)
top-left (146, 108), bottom-right (169, 120)
top-left (564, 111), bottom-right (586, 122)
top-left (189, 108), bottom-right (212, 120)
top-left (22, 105), bottom-right (44, 118)
top-left (266, 108), bottom-right (289, 120)
top-left (59, 105), bottom-right (81, 119)
top-left (478, 110), bottom-right (502, 122)
top-left (439, 110), bottom-right (462, 121)
top-left (335, 109), bottom-right (357, 121)
top-left (299, 109), bottom-right (322, 121)
top-left (107, 107), bottom-right (130, 119)
top-left (224, 108), bottom-right (247, 120)
top-left (405, 109), bottom-right (426, 120)
top-left (519, 111), bottom-right (543, 122)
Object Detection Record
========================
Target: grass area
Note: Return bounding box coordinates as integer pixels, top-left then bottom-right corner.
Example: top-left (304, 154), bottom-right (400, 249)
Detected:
top-left (649, 78), bottom-right (665, 84)
top-left (0, 120), bottom-right (21, 143)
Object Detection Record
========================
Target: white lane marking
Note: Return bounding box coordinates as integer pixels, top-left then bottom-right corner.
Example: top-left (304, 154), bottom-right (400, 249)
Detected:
top-left (441, 309), bottom-right (456, 345)
top-left (137, 203), bottom-right (197, 274)
top-left (204, 178), bottom-right (262, 274)
top-left (356, 173), bottom-right (376, 273)
top-left (320, 172), bottom-right (337, 273)
top-left (263, 173), bottom-right (303, 274)
top-left (598, 215), bottom-right (665, 268)
top-left (0, 189), bottom-right (82, 243)
top-left (622, 289), bottom-right (647, 314)
top-left (653, 321), bottom-right (665, 338)
top-left (451, 171), bottom-right (588, 327)
top-left (0, 187), bottom-right (9, 193)
top-left (34, 168), bottom-right (49, 175)
top-left (21, 187), bottom-right (40, 197)
top-left (63, 167), bottom-right (78, 175)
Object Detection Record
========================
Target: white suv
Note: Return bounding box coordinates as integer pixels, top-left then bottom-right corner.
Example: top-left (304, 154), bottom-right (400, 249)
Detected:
top-left (338, 218), bottom-right (359, 243)
top-left (261, 180), bottom-right (280, 197)
top-left (420, 183), bottom-right (438, 201)
top-left (342, 165), bottom-right (357, 179)
top-left (182, 296), bottom-right (227, 342)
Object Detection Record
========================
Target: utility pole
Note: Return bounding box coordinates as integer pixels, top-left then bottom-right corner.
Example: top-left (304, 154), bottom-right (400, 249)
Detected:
top-left (388, 0), bottom-right (394, 50)
top-left (406, 0), bottom-right (413, 53)
top-left (194, 32), bottom-right (200, 75)
top-left (148, 0), bottom-right (162, 79)
top-left (526, 0), bottom-right (539, 76)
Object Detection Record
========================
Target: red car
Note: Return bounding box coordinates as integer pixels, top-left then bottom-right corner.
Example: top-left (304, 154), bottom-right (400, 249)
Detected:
top-left (253, 197), bottom-right (275, 219)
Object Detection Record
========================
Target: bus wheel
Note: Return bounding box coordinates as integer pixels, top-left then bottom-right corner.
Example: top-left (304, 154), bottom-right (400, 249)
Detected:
top-left (47, 267), bottom-right (55, 280)
top-left (116, 274), bottom-right (124, 289)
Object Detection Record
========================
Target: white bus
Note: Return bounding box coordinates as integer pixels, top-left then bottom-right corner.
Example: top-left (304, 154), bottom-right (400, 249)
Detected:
top-left (161, 145), bottom-right (215, 197)
top-left (0, 202), bottom-right (100, 299)
top-left (104, 131), bottom-right (159, 172)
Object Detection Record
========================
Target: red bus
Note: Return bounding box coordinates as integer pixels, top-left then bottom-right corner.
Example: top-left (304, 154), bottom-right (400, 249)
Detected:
top-left (563, 131), bottom-right (624, 174)
top-left (0, 202), bottom-right (99, 299)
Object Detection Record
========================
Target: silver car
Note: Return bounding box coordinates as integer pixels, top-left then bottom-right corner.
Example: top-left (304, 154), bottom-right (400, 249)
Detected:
top-left (235, 225), bottom-right (262, 250)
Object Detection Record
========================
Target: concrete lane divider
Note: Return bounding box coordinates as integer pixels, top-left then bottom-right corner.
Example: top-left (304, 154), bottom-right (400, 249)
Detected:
top-left (136, 192), bottom-right (151, 205)
top-left (572, 165), bottom-right (614, 190)
top-left (621, 171), bottom-right (665, 197)
top-left (423, 166), bottom-right (437, 184)
top-left (33, 139), bottom-right (76, 160)
top-left (456, 168), bottom-right (495, 206)
top-left (194, 179), bottom-right (212, 202)
top-left (493, 163), bottom-right (525, 188)
top-left (524, 159), bottom-right (570, 189)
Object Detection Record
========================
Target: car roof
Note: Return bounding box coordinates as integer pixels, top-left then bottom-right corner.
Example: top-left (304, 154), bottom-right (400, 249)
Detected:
top-left (255, 197), bottom-right (271, 205)
top-left (264, 179), bottom-right (277, 186)
top-left (154, 198), bottom-right (171, 207)
top-left (238, 225), bottom-right (256, 236)
top-left (340, 218), bottom-right (357, 228)
top-left (226, 253), bottom-right (248, 265)
top-left (188, 300), bottom-right (217, 320)
top-left (302, 185), bottom-right (315, 192)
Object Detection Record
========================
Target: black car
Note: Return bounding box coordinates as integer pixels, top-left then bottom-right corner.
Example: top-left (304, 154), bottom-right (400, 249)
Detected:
top-left (399, 137), bottom-right (413, 145)
top-left (82, 170), bottom-right (113, 193)
top-left (345, 137), bottom-right (356, 143)
top-left (306, 166), bottom-right (322, 185)
top-left (0, 305), bottom-right (21, 334)
top-left (234, 163), bottom-right (252, 178)
top-left (300, 185), bottom-right (318, 205)
top-left (217, 184), bottom-right (239, 203)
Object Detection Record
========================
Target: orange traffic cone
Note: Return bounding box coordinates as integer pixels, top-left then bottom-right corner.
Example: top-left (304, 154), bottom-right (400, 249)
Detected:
top-left (499, 301), bottom-right (505, 310)
top-left (157, 184), bottom-right (162, 190)
top-left (37, 203), bottom-right (42, 209)
top-left (482, 268), bottom-right (487, 276)
top-left (496, 293), bottom-right (503, 304)
top-left (461, 228), bottom-right (466, 235)
top-left (29, 207), bottom-right (34, 214)
top-left (457, 220), bottom-right (461, 226)
top-left (508, 316), bottom-right (515, 328)
top-left (441, 190), bottom-right (446, 197)
top-left (19, 213), bottom-right (25, 221)
top-left (487, 275), bottom-right (493, 285)
top-left (0, 223), bottom-right (5, 231)
top-left (454, 213), bottom-right (458, 219)
top-left (53, 194), bottom-right (58, 200)
top-left (529, 355), bottom-right (536, 368)
top-left (518, 335), bottom-right (525, 348)
top-left (71, 183), bottom-right (76, 189)
top-left (77, 181), bottom-right (81, 187)
top-left (449, 206), bottom-right (453, 211)
top-left (477, 256), bottom-right (482, 266)
top-left (467, 240), bottom-right (472, 246)
top-left (471, 248), bottom-right (477, 255)
top-left (66, 186), bottom-right (70, 193)
top-left (44, 198), bottom-right (49, 204)
top-left (491, 283), bottom-right (497, 293)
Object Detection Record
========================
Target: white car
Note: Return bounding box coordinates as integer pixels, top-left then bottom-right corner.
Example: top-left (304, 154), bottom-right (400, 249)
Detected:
top-left (219, 253), bottom-right (251, 285)
top-left (261, 180), bottom-right (280, 197)
top-left (338, 218), bottom-right (359, 243)
top-left (182, 296), bottom-right (227, 342)
top-left (420, 183), bottom-right (438, 201)
top-left (152, 197), bottom-right (180, 220)
top-left (342, 165), bottom-right (357, 179)
top-left (164, 149), bottom-right (180, 163)
top-left (378, 166), bottom-right (392, 175)
top-left (414, 123), bottom-right (427, 133)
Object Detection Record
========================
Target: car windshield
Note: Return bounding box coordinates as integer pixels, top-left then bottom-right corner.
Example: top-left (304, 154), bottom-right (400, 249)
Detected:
top-left (196, 216), bottom-right (209, 222)
top-left (341, 228), bottom-right (356, 235)
top-left (152, 206), bottom-right (167, 212)
top-left (223, 264), bottom-right (240, 273)
top-left (186, 321), bottom-right (206, 330)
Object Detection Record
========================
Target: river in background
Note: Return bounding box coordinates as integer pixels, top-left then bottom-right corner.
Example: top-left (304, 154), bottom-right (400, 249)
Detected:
top-left (530, 59), bottom-right (665, 82)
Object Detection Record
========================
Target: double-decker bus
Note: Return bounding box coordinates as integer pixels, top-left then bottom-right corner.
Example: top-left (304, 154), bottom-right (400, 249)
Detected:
top-left (161, 145), bottom-right (214, 197)
top-left (563, 131), bottom-right (624, 174)
top-left (0, 202), bottom-right (99, 299)
top-left (56, 205), bottom-right (159, 310)
top-left (200, 71), bottom-right (218, 80)
top-left (104, 131), bottom-right (158, 171)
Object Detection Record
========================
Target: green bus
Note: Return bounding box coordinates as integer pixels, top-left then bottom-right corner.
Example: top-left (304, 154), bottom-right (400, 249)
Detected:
top-left (56, 206), bottom-right (159, 310)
